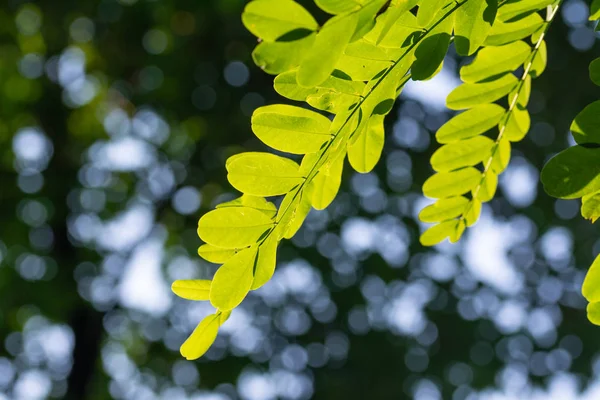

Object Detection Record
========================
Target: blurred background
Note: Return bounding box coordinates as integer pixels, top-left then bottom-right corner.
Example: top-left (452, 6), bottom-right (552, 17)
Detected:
top-left (1, 0), bottom-right (600, 399)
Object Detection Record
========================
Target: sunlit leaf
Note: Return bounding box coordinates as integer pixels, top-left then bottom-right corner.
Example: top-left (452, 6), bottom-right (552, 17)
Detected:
top-left (198, 244), bottom-right (237, 264)
top-left (437, 104), bottom-right (505, 143)
top-left (430, 136), bottom-right (494, 172)
top-left (348, 114), bottom-right (385, 173)
top-left (198, 206), bottom-right (274, 248)
top-left (570, 100), bottom-right (600, 145)
top-left (418, 196), bottom-right (469, 223)
top-left (460, 41), bottom-right (531, 83)
top-left (242, 0), bottom-right (318, 41)
top-left (484, 12), bottom-right (544, 46)
top-left (252, 105), bottom-right (332, 154)
top-left (423, 167), bottom-right (482, 198)
top-left (210, 246), bottom-right (258, 311)
top-left (582, 192), bottom-right (600, 223)
top-left (454, 0), bottom-right (498, 56)
top-left (251, 235), bottom-right (278, 290)
top-left (446, 73), bottom-right (518, 110)
top-left (180, 314), bottom-right (220, 360)
top-left (172, 280), bottom-right (212, 301)
top-left (227, 152), bottom-right (304, 196)
top-left (420, 219), bottom-right (461, 246)
top-left (497, 0), bottom-right (554, 22)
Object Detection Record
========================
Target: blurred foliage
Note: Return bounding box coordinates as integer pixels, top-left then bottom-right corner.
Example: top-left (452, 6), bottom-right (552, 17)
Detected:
top-left (1, 0), bottom-right (600, 400)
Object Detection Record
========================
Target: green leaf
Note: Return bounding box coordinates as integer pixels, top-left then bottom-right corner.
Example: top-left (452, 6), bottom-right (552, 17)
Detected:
top-left (315, 0), bottom-right (361, 14)
top-left (541, 145), bottom-right (600, 199)
top-left (582, 192), bottom-right (600, 223)
top-left (198, 206), bottom-right (274, 248)
top-left (420, 219), bottom-right (461, 246)
top-left (216, 195), bottom-right (277, 218)
top-left (476, 172), bottom-right (498, 202)
top-left (583, 254), bottom-right (600, 303)
top-left (311, 154), bottom-right (345, 210)
top-left (431, 136), bottom-right (494, 172)
top-left (252, 235), bottom-right (278, 290)
top-left (227, 152), bottom-right (304, 196)
top-left (503, 107), bottom-right (530, 142)
top-left (298, 13), bottom-right (359, 87)
top-left (508, 74), bottom-right (531, 108)
top-left (437, 104), bottom-right (505, 143)
top-left (375, 0), bottom-right (420, 45)
top-left (210, 246), bottom-right (257, 311)
top-left (348, 114), bottom-right (385, 173)
top-left (446, 73), bottom-right (518, 110)
top-left (172, 280), bottom-right (212, 301)
top-left (252, 34), bottom-right (316, 75)
top-left (412, 9), bottom-right (453, 81)
top-left (423, 167), bottom-right (482, 198)
top-left (352, 0), bottom-right (390, 42)
top-left (497, 0), bottom-right (554, 21)
top-left (180, 313), bottom-right (220, 360)
top-left (417, 0), bottom-right (448, 27)
top-left (418, 196), bottom-right (469, 223)
top-left (529, 40), bottom-right (547, 78)
top-left (490, 138), bottom-right (511, 174)
top-left (454, 0), bottom-right (498, 56)
top-left (590, 0), bottom-right (600, 20)
top-left (590, 58), bottom-right (600, 86)
top-left (587, 302), bottom-right (600, 325)
top-left (464, 199), bottom-right (481, 227)
top-left (252, 105), bottom-right (332, 154)
top-left (198, 244), bottom-right (237, 264)
top-left (282, 187), bottom-right (313, 239)
top-left (459, 41), bottom-right (531, 83)
top-left (242, 0), bottom-right (318, 41)
top-left (570, 100), bottom-right (600, 145)
top-left (483, 12), bottom-right (544, 46)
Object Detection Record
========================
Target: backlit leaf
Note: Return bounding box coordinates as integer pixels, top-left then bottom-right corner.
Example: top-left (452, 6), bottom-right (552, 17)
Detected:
top-left (431, 136), bottom-right (494, 172)
top-left (242, 0), bottom-right (318, 41)
top-left (490, 138), bottom-right (511, 174)
top-left (436, 104), bottom-right (505, 143)
top-left (311, 154), bottom-right (345, 210)
top-left (252, 105), bottom-right (332, 154)
top-left (498, 0), bottom-right (554, 21)
top-left (412, 9), bottom-right (453, 80)
top-left (251, 235), bottom-right (278, 290)
top-left (348, 114), bottom-right (385, 173)
top-left (418, 196), bottom-right (469, 223)
top-left (455, 0), bottom-right (498, 56)
top-left (198, 206), bottom-right (274, 248)
top-left (180, 314), bottom-right (220, 360)
top-left (460, 41), bottom-right (531, 83)
top-left (423, 167), bottom-right (482, 198)
top-left (298, 13), bottom-right (359, 87)
top-left (210, 246), bottom-right (258, 311)
top-left (227, 152), bottom-right (304, 196)
top-left (582, 192), bottom-right (600, 223)
top-left (446, 73), bottom-right (518, 110)
top-left (252, 34), bottom-right (316, 75)
top-left (172, 280), bottom-right (212, 301)
top-left (198, 244), bottom-right (237, 264)
top-left (420, 219), bottom-right (460, 246)
top-left (484, 12), bottom-right (544, 46)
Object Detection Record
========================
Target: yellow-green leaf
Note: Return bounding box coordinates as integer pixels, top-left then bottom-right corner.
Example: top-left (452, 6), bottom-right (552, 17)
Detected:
top-left (216, 195), bottom-right (277, 218)
top-left (483, 12), bottom-right (544, 46)
top-left (180, 313), bottom-right (220, 360)
top-left (423, 167), bottom-right (482, 198)
top-left (582, 192), bottom-right (600, 223)
top-left (418, 196), bottom-right (469, 223)
top-left (198, 206), bottom-right (274, 248)
top-left (252, 105), bottom-right (332, 154)
top-left (227, 152), bottom-right (304, 196)
top-left (311, 154), bottom-right (345, 210)
top-left (412, 8), bottom-right (453, 81)
top-left (454, 0), bottom-right (498, 56)
top-left (252, 235), bottom-right (278, 290)
top-left (210, 246), bottom-right (258, 311)
top-left (503, 107), bottom-right (530, 142)
top-left (437, 104), bottom-right (505, 143)
top-left (464, 199), bottom-right (481, 227)
top-left (460, 41), bottom-right (531, 83)
top-left (583, 254), bottom-right (600, 303)
top-left (490, 138), bottom-right (511, 174)
top-left (252, 33), bottom-right (316, 75)
top-left (348, 114), bottom-right (385, 173)
top-left (172, 280), bottom-right (212, 301)
top-left (198, 244), bottom-right (237, 264)
top-left (476, 172), bottom-right (498, 202)
top-left (242, 0), bottom-right (318, 41)
top-left (420, 219), bottom-right (460, 246)
top-left (498, 0), bottom-right (554, 22)
top-left (587, 302), bottom-right (600, 325)
top-left (431, 136), bottom-right (494, 172)
top-left (529, 40), bottom-right (547, 78)
top-left (446, 73), bottom-right (518, 110)
top-left (298, 13), bottom-right (359, 87)
top-left (315, 0), bottom-right (361, 14)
